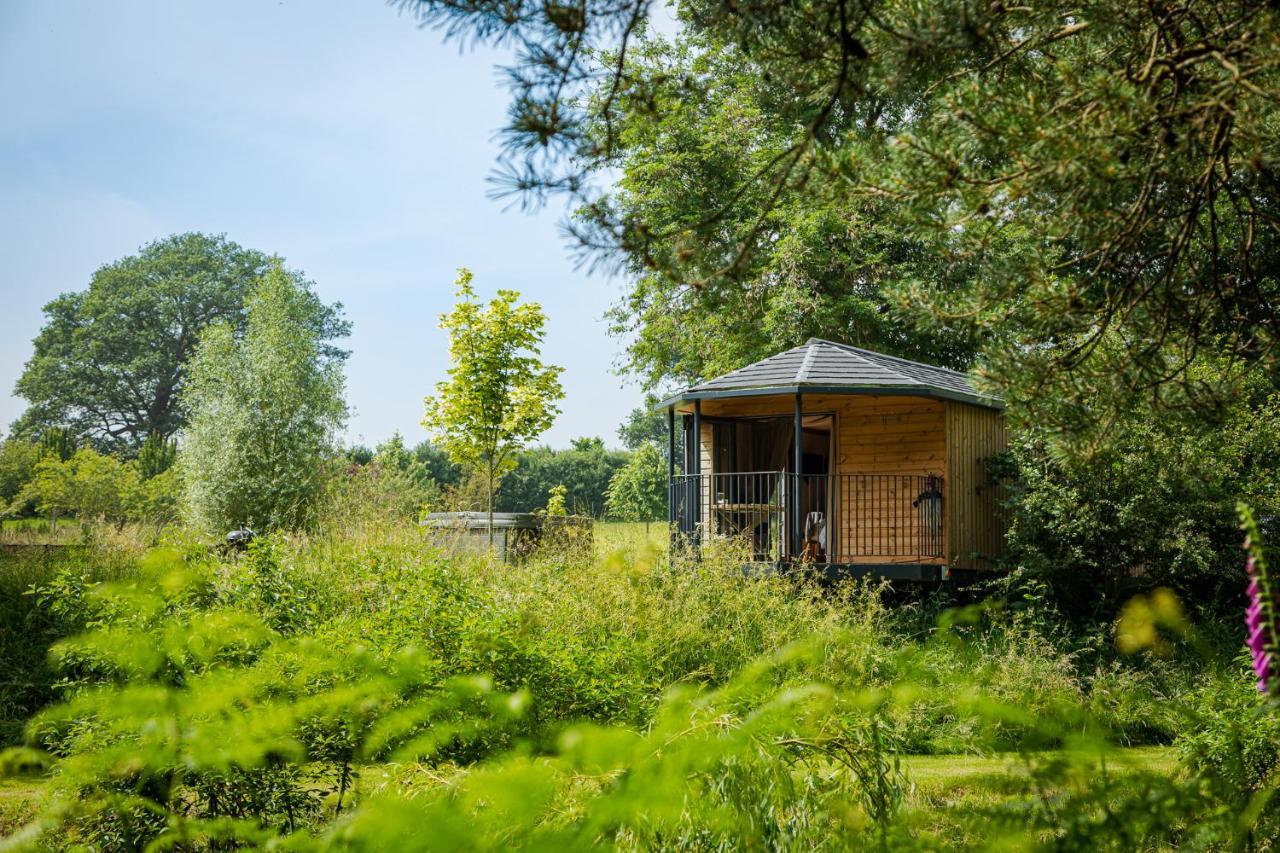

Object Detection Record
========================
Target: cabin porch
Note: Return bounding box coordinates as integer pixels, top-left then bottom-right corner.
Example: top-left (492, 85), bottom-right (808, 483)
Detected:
top-left (669, 470), bottom-right (947, 580)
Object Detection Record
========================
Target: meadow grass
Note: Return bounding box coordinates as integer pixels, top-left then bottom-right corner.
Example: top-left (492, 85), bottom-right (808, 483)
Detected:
top-left (0, 519), bottom-right (1255, 849)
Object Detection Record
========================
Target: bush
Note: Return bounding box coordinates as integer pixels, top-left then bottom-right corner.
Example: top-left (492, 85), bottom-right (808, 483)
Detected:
top-left (0, 547), bottom-right (140, 745)
top-left (1176, 655), bottom-right (1280, 797)
top-left (0, 440), bottom-right (41, 512)
top-left (1006, 375), bottom-right (1280, 617)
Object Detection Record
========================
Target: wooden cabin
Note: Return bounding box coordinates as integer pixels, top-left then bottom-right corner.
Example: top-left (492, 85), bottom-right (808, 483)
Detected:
top-left (656, 339), bottom-right (1009, 581)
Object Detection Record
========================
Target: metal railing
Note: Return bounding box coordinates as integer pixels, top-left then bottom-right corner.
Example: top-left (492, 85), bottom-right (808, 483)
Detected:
top-left (670, 472), bottom-right (944, 562)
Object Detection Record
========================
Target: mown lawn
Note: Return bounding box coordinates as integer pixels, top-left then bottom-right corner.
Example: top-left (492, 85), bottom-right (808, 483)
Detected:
top-left (0, 748), bottom-right (1179, 840)
top-left (899, 747), bottom-right (1181, 844)
top-left (594, 520), bottom-right (668, 555)
top-left (0, 517), bottom-right (81, 545)
top-left (902, 746), bottom-right (1177, 787)
top-left (0, 775), bottom-right (46, 836)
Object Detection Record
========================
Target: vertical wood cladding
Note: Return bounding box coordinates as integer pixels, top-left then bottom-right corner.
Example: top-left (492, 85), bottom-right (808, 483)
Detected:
top-left (944, 403), bottom-right (1009, 570)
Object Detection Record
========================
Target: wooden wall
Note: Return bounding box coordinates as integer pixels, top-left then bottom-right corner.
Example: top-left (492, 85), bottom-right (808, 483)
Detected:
top-left (686, 394), bottom-right (945, 475)
top-left (944, 403), bottom-right (1009, 570)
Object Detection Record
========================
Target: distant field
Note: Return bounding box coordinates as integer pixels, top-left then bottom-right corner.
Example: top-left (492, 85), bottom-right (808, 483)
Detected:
top-left (0, 518), bottom-right (80, 544)
top-left (594, 520), bottom-right (668, 555)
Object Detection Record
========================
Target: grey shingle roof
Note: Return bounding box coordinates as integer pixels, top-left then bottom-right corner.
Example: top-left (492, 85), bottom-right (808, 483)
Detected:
top-left (660, 339), bottom-right (1000, 410)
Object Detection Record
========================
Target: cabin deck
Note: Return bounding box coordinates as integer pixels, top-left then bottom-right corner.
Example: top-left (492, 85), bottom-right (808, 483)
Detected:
top-left (670, 471), bottom-right (945, 568)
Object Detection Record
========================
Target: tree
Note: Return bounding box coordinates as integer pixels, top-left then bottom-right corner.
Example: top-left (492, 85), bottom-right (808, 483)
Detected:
top-left (12, 232), bottom-right (349, 453)
top-left (617, 406), bottom-right (666, 452)
top-left (400, 0), bottom-right (1280, 447)
top-left (606, 444), bottom-right (667, 532)
top-left (596, 32), bottom-right (981, 391)
top-left (0, 439), bottom-right (41, 510)
top-left (411, 440), bottom-right (463, 489)
top-left (180, 263), bottom-right (349, 534)
top-left (137, 433), bottom-right (178, 480)
top-left (1006, 353), bottom-right (1280, 617)
top-left (422, 269), bottom-right (565, 542)
top-left (495, 439), bottom-right (629, 516)
top-left (11, 447), bottom-right (141, 528)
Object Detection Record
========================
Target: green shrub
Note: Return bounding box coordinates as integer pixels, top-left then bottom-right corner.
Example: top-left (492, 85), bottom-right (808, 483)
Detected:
top-left (0, 547), bottom-right (139, 745)
top-left (1006, 376), bottom-right (1280, 617)
top-left (180, 264), bottom-right (348, 534)
top-left (1176, 656), bottom-right (1280, 796)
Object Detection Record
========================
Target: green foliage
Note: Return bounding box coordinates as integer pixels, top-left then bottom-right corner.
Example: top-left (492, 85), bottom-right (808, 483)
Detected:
top-left (0, 547), bottom-right (140, 746)
top-left (180, 263), bottom-right (348, 534)
top-left (136, 433), bottom-right (177, 480)
top-left (327, 434), bottom-right (444, 528)
top-left (605, 443), bottom-right (666, 528)
top-left (1177, 657), bottom-right (1280, 799)
top-left (544, 483), bottom-right (567, 516)
top-left (422, 268), bottom-right (565, 530)
top-left (597, 30), bottom-right (980, 389)
top-left (3, 531), bottom-right (1273, 850)
top-left (10, 448), bottom-right (144, 527)
top-left (409, 439), bottom-right (464, 489)
top-left (37, 428), bottom-right (75, 464)
top-left (404, 0), bottom-right (1280, 444)
top-left (11, 233), bottom-right (349, 453)
top-left (1007, 366), bottom-right (1280, 615)
top-left (0, 440), bottom-right (41, 511)
top-left (616, 404), bottom-right (667, 452)
top-left (495, 439), bottom-right (629, 515)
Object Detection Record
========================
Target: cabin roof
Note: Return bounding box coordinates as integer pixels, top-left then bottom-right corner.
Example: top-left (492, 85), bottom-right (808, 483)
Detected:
top-left (656, 339), bottom-right (1002, 411)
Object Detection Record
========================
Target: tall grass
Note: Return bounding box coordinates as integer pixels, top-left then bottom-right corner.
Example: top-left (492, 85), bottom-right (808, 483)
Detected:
top-left (0, 516), bottom-right (1269, 849)
top-left (243, 520), bottom-right (1193, 753)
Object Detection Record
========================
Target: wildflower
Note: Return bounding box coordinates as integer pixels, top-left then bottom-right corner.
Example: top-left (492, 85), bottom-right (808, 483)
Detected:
top-left (1246, 552), bottom-right (1272, 692)
top-left (1240, 503), bottom-right (1277, 696)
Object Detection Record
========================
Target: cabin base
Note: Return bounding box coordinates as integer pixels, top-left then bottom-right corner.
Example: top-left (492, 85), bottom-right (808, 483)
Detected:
top-left (742, 561), bottom-right (949, 582)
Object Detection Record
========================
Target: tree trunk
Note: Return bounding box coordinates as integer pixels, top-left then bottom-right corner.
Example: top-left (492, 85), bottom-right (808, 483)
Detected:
top-left (487, 467), bottom-right (496, 549)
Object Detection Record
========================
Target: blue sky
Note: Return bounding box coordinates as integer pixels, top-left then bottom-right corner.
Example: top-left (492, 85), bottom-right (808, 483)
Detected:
top-left (0, 2), bottom-right (666, 449)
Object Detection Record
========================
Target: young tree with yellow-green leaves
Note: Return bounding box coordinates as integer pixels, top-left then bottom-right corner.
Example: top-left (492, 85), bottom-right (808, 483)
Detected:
top-left (423, 269), bottom-right (564, 543)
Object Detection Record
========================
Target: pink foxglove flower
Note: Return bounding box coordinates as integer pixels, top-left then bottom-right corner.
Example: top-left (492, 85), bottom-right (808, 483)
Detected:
top-left (1241, 504), bottom-right (1277, 696)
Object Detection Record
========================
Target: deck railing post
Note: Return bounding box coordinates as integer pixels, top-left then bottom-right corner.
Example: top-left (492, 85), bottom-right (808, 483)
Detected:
top-left (667, 408), bottom-right (676, 555)
top-left (692, 400), bottom-right (702, 552)
top-left (792, 393), bottom-right (803, 561)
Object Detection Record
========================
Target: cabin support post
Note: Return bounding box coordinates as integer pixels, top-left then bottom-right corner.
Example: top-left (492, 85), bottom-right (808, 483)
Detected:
top-left (692, 399), bottom-right (702, 548)
top-left (666, 407), bottom-right (676, 552)
top-left (792, 393), bottom-right (803, 561)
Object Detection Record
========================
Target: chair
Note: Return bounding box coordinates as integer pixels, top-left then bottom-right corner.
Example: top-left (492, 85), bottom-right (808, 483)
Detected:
top-left (802, 511), bottom-right (826, 562)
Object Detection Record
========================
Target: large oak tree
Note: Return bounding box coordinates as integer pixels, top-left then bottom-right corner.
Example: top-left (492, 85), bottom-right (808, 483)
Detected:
top-left (12, 232), bottom-right (349, 453)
